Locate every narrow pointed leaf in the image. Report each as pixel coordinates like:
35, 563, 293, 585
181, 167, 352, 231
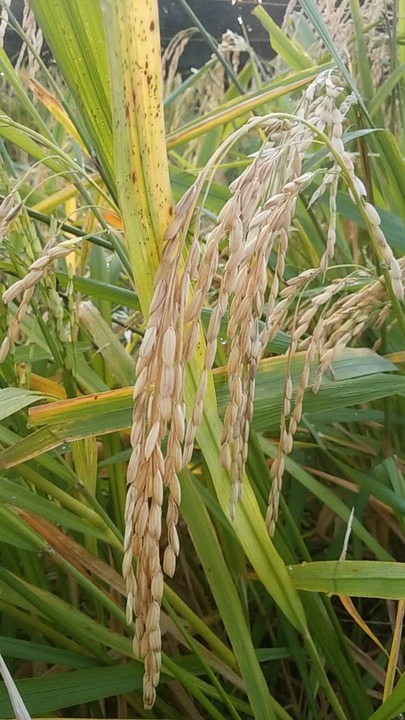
289, 561, 405, 597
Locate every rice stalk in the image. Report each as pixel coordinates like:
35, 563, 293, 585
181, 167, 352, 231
0, 57, 395, 706
120, 65, 405, 705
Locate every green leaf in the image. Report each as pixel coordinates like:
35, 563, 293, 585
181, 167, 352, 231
29, 0, 114, 189
348, 0, 375, 103
79, 301, 135, 386
259, 438, 393, 561
253, 6, 313, 71
0, 637, 99, 669
0, 477, 109, 540
289, 560, 405, 597
0, 389, 48, 422
167, 64, 332, 150
1, 347, 398, 467
0, 505, 44, 551
0, 49, 52, 138
181, 469, 282, 720
332, 460, 405, 518
0, 569, 132, 659
0, 664, 143, 716
369, 63, 405, 118
371, 129, 405, 225
368, 672, 405, 720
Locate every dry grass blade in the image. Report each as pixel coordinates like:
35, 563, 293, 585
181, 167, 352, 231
0, 652, 31, 720
0, 0, 11, 47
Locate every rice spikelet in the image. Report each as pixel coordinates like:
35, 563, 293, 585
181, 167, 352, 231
0, 238, 80, 362
15, 0, 43, 78
123, 69, 405, 706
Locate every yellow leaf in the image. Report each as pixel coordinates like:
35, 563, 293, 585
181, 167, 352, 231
28, 373, 67, 399
29, 78, 87, 150
339, 593, 387, 655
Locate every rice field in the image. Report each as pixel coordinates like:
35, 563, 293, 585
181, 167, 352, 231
0, 1, 405, 718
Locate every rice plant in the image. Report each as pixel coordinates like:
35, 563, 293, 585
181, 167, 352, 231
0, 0, 405, 718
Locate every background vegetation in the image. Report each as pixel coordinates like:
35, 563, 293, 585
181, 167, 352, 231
0, 0, 405, 718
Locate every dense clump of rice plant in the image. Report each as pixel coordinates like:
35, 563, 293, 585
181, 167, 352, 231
0, 0, 405, 718
122, 66, 405, 702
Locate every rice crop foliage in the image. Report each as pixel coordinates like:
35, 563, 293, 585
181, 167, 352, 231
0, 1, 405, 719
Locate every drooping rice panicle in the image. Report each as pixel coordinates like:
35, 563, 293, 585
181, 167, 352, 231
121, 66, 405, 702
284, 0, 390, 87
0, 239, 80, 362
15, 0, 43, 78
0, 0, 10, 48
0, 194, 22, 241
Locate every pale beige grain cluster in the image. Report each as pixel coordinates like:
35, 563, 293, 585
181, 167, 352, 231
124, 185, 199, 710
222, 170, 313, 517
124, 121, 265, 703
262, 70, 404, 533
362, 201, 404, 300
0, 0, 11, 48
178, 107, 318, 519
0, 239, 78, 362
161, 28, 195, 97
321, 104, 404, 302
125, 70, 405, 705
0, 194, 22, 241
125, 115, 314, 702
218, 30, 249, 73
308, 262, 405, 363
266, 195, 404, 530
301, 72, 403, 300
253, 77, 342, 530
15, 0, 43, 78
301, 73, 357, 272
284, 0, 390, 85
269, 256, 405, 530
163, 30, 260, 157
266, 269, 354, 533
